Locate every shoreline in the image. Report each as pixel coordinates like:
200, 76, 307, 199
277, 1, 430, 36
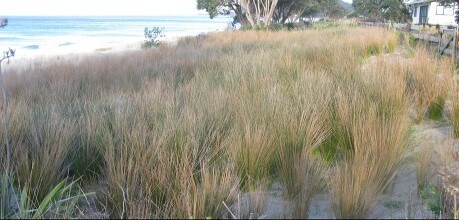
0, 15, 233, 60
1, 31, 219, 72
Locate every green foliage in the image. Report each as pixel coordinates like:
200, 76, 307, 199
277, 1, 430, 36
383, 200, 403, 209
454, 109, 459, 139
346, 11, 359, 18
197, 0, 225, 18
302, 4, 322, 19
311, 21, 341, 30
141, 27, 164, 49
274, 0, 323, 24
198, 0, 347, 26
422, 183, 443, 217
197, 0, 248, 25
1, 174, 8, 218
240, 25, 253, 31
268, 23, 284, 31
365, 43, 383, 56
255, 25, 269, 31
395, 30, 404, 43
285, 22, 295, 30
241, 22, 305, 31
1, 173, 91, 219
320, 0, 347, 19
352, 0, 410, 22
427, 97, 445, 121
408, 34, 419, 47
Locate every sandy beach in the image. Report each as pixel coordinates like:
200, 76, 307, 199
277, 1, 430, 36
1, 32, 214, 73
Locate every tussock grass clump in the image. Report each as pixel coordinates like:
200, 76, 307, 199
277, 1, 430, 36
236, 187, 267, 219
231, 123, 276, 190
7, 103, 76, 203
406, 48, 453, 122
291, 156, 327, 218
274, 75, 330, 198
362, 55, 408, 118
1, 26, 453, 218
329, 54, 411, 218
100, 86, 238, 218
330, 106, 410, 219
415, 145, 433, 196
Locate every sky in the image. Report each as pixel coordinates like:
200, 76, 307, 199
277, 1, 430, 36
0, 0, 353, 17
0, 0, 203, 16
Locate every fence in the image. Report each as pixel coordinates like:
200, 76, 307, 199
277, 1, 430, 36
358, 22, 459, 60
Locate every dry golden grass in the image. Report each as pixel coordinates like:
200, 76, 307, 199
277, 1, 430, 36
291, 156, 327, 218
0, 26, 455, 218
452, 78, 459, 138
430, 141, 459, 219
329, 86, 410, 218
407, 47, 453, 122
415, 145, 434, 197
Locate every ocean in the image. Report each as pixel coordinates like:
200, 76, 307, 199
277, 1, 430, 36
0, 16, 233, 57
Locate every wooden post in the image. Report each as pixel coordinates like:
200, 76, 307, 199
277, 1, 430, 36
453, 27, 458, 61
438, 30, 443, 57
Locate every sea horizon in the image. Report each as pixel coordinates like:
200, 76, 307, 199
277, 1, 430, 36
0, 15, 233, 58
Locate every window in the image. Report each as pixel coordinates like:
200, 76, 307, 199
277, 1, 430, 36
444, 5, 455, 15
420, 5, 429, 24
437, 4, 455, 15
437, 5, 444, 15
414, 6, 417, 17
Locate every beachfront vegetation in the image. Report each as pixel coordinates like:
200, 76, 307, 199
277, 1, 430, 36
352, 0, 410, 22
198, 0, 348, 28
0, 25, 458, 218
1, 175, 89, 219
141, 27, 165, 49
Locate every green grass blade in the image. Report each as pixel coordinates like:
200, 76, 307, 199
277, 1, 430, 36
17, 186, 31, 219
31, 179, 66, 219
1, 173, 7, 219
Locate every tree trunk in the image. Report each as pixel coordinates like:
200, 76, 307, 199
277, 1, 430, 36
243, 0, 278, 27
262, 0, 279, 26
243, 0, 256, 27
231, 4, 250, 26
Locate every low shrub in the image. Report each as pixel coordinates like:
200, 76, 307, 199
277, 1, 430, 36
141, 27, 164, 49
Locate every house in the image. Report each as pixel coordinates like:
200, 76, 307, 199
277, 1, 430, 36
405, 0, 457, 26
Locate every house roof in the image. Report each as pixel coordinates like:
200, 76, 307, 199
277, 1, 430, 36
404, 0, 435, 5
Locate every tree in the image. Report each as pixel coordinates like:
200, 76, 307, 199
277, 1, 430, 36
198, 0, 280, 27
197, 0, 250, 25
302, 4, 322, 22
352, 0, 381, 20
352, 0, 409, 22
380, 0, 410, 22
273, 0, 320, 24
318, 0, 346, 19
